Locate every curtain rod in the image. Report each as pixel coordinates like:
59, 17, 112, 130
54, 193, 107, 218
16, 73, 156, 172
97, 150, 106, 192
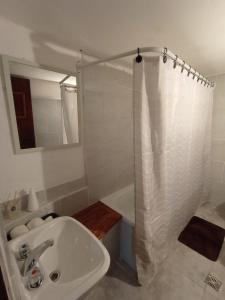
77, 46, 214, 88
59, 74, 71, 84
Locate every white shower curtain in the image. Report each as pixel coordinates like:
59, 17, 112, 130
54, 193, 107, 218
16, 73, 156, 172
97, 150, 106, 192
61, 85, 79, 144
134, 56, 214, 286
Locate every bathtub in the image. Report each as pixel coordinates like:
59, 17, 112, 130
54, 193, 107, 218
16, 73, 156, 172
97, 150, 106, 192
101, 184, 135, 224
101, 185, 136, 270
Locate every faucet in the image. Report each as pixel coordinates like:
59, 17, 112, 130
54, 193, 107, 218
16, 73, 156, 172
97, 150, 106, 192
21, 239, 54, 276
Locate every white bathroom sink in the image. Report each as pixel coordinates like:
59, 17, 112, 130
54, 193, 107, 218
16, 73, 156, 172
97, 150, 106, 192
8, 216, 110, 300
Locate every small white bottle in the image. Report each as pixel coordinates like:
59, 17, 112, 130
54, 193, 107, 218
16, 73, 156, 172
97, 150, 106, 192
27, 188, 39, 212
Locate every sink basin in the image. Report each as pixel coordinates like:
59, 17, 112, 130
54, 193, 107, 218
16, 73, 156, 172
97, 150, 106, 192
8, 216, 110, 300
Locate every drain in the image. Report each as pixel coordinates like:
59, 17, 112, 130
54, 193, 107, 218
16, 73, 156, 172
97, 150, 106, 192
205, 273, 222, 292
49, 270, 61, 282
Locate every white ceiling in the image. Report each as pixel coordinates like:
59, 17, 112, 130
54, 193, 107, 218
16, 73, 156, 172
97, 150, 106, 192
1, 0, 225, 76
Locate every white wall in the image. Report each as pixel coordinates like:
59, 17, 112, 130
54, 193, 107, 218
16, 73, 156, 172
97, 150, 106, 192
83, 64, 133, 201
0, 17, 85, 202
210, 73, 225, 206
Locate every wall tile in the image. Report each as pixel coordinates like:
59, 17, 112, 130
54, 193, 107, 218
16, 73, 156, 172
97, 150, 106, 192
83, 65, 134, 200
210, 181, 225, 205
32, 98, 63, 147
211, 75, 225, 206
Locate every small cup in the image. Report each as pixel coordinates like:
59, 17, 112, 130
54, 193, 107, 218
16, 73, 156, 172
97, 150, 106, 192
10, 225, 29, 239
27, 218, 44, 230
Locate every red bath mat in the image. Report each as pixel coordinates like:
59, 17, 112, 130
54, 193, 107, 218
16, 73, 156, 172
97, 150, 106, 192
178, 216, 225, 261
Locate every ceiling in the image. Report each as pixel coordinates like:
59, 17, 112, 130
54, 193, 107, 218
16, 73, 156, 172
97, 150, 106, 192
0, 0, 225, 76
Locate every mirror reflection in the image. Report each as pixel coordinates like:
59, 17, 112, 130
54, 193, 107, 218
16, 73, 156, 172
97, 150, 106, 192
9, 62, 79, 149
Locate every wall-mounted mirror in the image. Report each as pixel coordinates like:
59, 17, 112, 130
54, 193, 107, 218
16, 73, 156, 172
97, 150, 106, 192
1, 56, 80, 153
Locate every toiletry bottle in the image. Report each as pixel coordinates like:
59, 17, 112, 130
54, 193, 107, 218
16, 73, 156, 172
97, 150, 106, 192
27, 188, 39, 212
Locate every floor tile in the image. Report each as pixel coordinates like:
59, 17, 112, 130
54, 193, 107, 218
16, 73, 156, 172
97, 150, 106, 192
83, 262, 204, 300
205, 256, 225, 299
82, 263, 141, 300
148, 268, 204, 300
165, 241, 213, 287
202, 289, 219, 300
197, 203, 225, 228
82, 203, 225, 300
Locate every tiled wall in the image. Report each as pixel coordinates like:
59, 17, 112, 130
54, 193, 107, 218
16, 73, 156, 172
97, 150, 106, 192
83, 65, 133, 201
30, 78, 63, 147
32, 98, 63, 147
210, 74, 225, 205
3, 177, 88, 232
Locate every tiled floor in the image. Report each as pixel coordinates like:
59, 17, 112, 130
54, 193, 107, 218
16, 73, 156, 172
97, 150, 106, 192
82, 202, 225, 300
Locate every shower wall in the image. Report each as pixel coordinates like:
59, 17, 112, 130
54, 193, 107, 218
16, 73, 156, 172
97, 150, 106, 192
210, 74, 225, 206
83, 64, 133, 202
30, 78, 63, 147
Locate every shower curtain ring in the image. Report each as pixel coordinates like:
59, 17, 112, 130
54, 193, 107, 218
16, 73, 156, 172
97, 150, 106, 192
187, 66, 191, 76
204, 80, 207, 86
136, 48, 142, 63
173, 55, 178, 69
197, 76, 201, 82
163, 47, 167, 63
192, 70, 196, 80
181, 60, 185, 73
